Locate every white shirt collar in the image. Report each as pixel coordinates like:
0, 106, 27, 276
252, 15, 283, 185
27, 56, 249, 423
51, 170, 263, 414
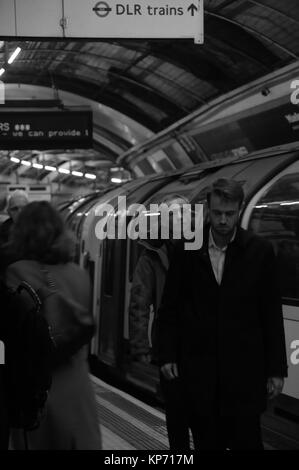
209, 227, 237, 251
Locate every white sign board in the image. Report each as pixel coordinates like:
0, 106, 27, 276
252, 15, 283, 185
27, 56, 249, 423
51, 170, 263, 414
0, 0, 15, 36
16, 0, 62, 37
65, 0, 203, 41
0, 0, 204, 42
0, 0, 62, 37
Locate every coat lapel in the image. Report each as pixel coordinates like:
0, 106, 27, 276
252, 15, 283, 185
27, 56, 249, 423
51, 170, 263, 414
192, 226, 219, 289
220, 227, 246, 288
190, 225, 249, 296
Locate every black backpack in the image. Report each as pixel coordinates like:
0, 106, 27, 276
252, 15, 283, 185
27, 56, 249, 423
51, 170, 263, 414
0, 280, 53, 431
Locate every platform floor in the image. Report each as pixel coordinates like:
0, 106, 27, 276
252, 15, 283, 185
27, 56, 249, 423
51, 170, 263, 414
91, 375, 169, 450
91, 376, 278, 451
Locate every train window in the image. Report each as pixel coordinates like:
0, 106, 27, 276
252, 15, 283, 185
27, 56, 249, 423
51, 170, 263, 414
248, 172, 299, 301
193, 120, 252, 160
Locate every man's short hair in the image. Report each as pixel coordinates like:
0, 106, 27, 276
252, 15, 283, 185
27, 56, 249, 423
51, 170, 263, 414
207, 178, 244, 208
7, 189, 29, 210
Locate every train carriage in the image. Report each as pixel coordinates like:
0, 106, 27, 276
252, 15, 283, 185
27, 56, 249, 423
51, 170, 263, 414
65, 142, 299, 438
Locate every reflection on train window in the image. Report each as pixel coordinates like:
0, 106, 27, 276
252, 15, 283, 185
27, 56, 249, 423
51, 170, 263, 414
249, 172, 299, 301
103, 238, 115, 296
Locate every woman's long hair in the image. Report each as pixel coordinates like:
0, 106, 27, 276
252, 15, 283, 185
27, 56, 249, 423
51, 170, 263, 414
11, 201, 74, 264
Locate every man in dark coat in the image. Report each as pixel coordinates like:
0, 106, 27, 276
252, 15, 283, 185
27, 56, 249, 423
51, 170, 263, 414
158, 178, 288, 450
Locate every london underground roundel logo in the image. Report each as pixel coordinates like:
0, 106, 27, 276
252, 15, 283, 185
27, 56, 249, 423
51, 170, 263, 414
92, 1, 112, 18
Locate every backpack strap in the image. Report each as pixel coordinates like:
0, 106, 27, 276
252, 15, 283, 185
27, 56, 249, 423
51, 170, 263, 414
17, 281, 42, 314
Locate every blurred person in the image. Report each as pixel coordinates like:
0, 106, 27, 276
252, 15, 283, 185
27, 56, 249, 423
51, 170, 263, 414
0, 190, 29, 246
158, 178, 287, 450
5, 201, 101, 450
129, 195, 191, 451
0, 191, 29, 447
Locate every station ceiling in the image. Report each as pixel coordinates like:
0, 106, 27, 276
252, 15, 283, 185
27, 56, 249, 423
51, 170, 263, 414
0, 0, 299, 186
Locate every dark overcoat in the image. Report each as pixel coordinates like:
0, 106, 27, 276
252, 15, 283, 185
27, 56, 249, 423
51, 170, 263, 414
158, 226, 288, 416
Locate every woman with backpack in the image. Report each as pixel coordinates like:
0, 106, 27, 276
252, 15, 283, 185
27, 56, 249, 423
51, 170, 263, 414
5, 201, 102, 450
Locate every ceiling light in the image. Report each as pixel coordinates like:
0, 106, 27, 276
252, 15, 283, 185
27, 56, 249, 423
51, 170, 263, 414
72, 171, 83, 177
110, 167, 122, 172
0, 68, 5, 77
10, 157, 20, 163
21, 160, 31, 167
85, 173, 96, 180
33, 163, 43, 169
58, 168, 70, 174
8, 47, 21, 64
111, 177, 122, 184
45, 165, 56, 171
280, 201, 299, 206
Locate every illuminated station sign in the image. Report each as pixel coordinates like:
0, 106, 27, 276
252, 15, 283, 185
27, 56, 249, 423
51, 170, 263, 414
0, 110, 93, 149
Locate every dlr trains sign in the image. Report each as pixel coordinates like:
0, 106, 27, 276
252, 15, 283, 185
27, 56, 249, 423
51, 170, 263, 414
0, 0, 203, 42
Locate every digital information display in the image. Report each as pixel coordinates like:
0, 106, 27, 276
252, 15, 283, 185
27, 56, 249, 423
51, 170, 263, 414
0, 110, 93, 149
193, 100, 299, 160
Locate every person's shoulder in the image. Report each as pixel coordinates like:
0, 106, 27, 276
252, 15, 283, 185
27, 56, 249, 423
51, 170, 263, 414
7, 259, 37, 272
65, 261, 87, 275
64, 261, 86, 274
0, 217, 12, 227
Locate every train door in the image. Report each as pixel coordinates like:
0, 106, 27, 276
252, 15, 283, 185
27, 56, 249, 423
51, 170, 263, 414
241, 159, 299, 420
92, 179, 157, 367
98, 226, 127, 366
80, 180, 148, 362
87, 192, 128, 365
79, 190, 125, 357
